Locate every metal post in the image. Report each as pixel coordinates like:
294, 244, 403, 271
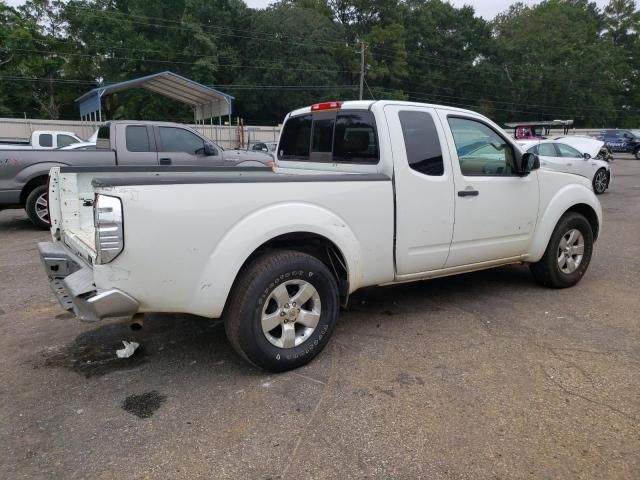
359, 42, 366, 101
227, 98, 232, 149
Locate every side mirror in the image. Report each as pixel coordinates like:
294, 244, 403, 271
583, 152, 591, 160
204, 143, 218, 156
521, 152, 540, 174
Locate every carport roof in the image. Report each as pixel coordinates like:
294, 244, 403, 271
76, 71, 234, 120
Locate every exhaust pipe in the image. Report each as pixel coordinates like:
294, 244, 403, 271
130, 314, 144, 331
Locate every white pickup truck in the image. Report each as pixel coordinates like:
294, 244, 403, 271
39, 100, 602, 371
0, 130, 83, 150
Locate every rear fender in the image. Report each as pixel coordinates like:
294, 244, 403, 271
16, 162, 68, 186
190, 202, 361, 318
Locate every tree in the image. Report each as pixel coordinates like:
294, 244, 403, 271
492, 0, 619, 125
232, 4, 346, 123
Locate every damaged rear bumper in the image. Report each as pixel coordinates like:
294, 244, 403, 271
38, 241, 139, 322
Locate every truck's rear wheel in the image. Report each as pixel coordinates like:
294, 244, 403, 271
224, 250, 339, 372
25, 184, 50, 229
530, 212, 593, 288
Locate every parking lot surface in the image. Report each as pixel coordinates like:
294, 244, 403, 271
1, 158, 638, 479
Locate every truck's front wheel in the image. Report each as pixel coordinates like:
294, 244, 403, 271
529, 212, 594, 288
224, 250, 339, 372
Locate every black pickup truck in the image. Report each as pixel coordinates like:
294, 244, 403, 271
0, 120, 272, 227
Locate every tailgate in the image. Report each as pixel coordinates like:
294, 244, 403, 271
49, 167, 97, 263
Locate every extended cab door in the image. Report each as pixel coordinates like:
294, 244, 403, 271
438, 112, 539, 268
114, 124, 158, 165
154, 125, 224, 166
385, 105, 455, 275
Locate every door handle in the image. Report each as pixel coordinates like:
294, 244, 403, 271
160, 158, 172, 165
458, 189, 479, 197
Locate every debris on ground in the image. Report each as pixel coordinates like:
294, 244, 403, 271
116, 341, 140, 359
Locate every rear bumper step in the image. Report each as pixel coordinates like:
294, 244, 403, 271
38, 242, 139, 322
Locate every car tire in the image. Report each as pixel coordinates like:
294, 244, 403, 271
224, 250, 339, 372
634, 148, 640, 160
25, 184, 50, 229
530, 212, 594, 289
593, 168, 608, 194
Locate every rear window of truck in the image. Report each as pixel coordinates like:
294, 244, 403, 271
278, 110, 379, 164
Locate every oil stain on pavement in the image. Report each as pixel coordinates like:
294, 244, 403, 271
121, 391, 167, 418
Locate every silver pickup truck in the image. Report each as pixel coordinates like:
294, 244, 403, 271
0, 120, 272, 227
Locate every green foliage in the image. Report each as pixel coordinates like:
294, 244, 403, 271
0, 0, 639, 126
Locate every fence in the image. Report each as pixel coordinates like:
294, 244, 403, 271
0, 117, 282, 150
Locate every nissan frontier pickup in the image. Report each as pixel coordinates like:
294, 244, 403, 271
38, 100, 602, 371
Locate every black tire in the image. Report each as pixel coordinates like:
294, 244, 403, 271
25, 184, 50, 229
593, 168, 608, 194
530, 212, 594, 289
224, 250, 339, 372
634, 148, 640, 160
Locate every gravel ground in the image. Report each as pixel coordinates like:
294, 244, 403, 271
0, 157, 638, 479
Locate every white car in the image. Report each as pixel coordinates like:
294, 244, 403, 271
519, 138, 611, 194
59, 141, 96, 150
40, 100, 602, 371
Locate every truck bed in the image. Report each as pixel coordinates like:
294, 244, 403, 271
49, 165, 395, 317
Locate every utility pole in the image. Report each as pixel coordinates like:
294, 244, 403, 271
359, 42, 366, 101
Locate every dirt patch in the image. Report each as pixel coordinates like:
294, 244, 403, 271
121, 391, 166, 418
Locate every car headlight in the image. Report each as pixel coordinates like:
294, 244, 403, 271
94, 194, 124, 264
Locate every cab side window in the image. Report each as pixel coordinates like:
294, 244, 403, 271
126, 126, 151, 152
158, 127, 205, 154
448, 117, 515, 176
399, 111, 444, 176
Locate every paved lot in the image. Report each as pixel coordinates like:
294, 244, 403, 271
1, 158, 639, 479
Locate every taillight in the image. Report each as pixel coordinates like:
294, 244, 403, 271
311, 101, 342, 112
94, 194, 124, 264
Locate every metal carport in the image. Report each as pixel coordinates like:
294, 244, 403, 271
75, 71, 234, 141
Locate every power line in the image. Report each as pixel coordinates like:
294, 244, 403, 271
8, 49, 352, 74
0, 75, 358, 92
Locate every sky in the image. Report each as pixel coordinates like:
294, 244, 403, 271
5, 0, 611, 19
240, 0, 610, 19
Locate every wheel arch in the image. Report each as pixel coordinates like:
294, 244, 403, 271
17, 163, 68, 205
190, 203, 362, 318
233, 231, 350, 302
529, 194, 601, 263
566, 203, 600, 240
20, 175, 48, 205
